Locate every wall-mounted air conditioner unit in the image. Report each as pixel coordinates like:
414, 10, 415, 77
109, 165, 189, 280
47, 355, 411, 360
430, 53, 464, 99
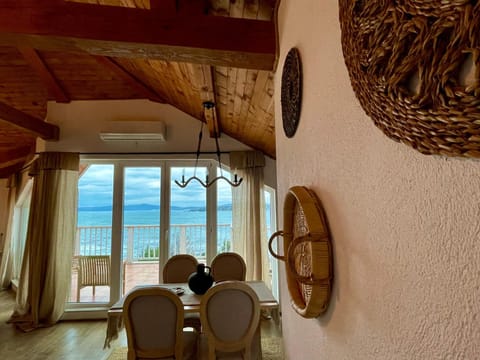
99, 121, 166, 142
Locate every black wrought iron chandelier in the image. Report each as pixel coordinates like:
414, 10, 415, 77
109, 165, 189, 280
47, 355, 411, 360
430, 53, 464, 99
175, 101, 243, 188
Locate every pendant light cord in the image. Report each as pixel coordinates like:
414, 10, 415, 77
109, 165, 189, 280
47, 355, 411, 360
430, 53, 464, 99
174, 101, 243, 188
194, 122, 204, 178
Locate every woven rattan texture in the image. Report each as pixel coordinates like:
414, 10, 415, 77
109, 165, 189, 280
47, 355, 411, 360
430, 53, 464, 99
339, 1, 480, 158
293, 203, 312, 304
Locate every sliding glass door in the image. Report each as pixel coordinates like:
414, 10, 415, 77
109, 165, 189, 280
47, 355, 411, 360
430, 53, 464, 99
169, 166, 208, 262
67, 158, 248, 313
216, 167, 233, 254
71, 164, 114, 304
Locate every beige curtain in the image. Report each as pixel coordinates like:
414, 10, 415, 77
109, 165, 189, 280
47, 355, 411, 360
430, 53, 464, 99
8, 152, 79, 331
230, 151, 269, 282
0, 175, 17, 289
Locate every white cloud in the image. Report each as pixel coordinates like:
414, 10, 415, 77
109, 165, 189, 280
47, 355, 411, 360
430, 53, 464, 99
78, 163, 232, 208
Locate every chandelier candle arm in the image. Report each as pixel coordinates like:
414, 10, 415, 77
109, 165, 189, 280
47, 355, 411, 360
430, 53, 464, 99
174, 102, 243, 188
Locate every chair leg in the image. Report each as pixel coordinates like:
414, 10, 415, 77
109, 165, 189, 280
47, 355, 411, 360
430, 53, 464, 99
261, 309, 272, 320
76, 271, 81, 302
244, 345, 252, 360
127, 349, 136, 360
208, 346, 216, 360
271, 308, 280, 325
184, 319, 202, 333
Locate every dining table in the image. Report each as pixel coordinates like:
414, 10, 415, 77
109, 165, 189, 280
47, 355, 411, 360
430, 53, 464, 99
104, 281, 279, 348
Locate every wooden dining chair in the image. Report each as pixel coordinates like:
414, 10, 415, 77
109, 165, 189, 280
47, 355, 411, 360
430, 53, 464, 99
76, 255, 111, 301
200, 281, 262, 360
163, 254, 202, 332
211, 252, 246, 282
163, 254, 199, 283
123, 286, 198, 360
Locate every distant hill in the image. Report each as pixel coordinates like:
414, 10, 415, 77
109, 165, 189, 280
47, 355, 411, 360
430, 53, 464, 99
78, 205, 114, 212
78, 203, 232, 212
79, 204, 154, 212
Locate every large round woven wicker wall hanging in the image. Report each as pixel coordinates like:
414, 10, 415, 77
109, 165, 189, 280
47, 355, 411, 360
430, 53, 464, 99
339, 1, 480, 158
268, 186, 333, 318
281, 48, 302, 138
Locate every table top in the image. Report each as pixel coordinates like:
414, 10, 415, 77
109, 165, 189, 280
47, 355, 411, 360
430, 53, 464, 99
109, 281, 278, 314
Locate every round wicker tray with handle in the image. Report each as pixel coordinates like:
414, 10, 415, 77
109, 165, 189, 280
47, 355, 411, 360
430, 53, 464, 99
269, 186, 333, 318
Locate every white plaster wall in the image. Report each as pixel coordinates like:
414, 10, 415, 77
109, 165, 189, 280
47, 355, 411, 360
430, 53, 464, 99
276, 1, 480, 359
42, 100, 277, 188
44, 99, 248, 155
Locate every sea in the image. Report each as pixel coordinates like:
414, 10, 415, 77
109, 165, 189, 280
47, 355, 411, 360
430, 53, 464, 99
77, 205, 271, 257
77, 208, 233, 258
78, 208, 232, 227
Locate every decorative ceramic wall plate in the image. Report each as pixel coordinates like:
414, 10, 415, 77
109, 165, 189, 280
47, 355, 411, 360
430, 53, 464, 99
268, 186, 333, 318
281, 48, 302, 138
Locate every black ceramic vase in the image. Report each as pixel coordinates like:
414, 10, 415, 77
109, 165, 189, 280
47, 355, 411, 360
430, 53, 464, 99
188, 263, 214, 295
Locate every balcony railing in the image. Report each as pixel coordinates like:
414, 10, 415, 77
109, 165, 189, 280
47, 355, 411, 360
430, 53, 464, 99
74, 224, 233, 261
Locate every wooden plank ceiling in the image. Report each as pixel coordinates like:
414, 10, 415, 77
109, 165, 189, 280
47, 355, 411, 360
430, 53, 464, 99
0, 0, 278, 178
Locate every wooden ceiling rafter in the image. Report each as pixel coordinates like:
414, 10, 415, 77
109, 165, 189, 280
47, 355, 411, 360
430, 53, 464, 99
0, 143, 34, 165
93, 55, 166, 103
149, 0, 176, 13
194, 64, 221, 138
0, 1, 277, 70
0, 142, 35, 178
204, 102, 221, 139
18, 46, 70, 103
0, 0, 279, 180
0, 101, 59, 140
0, 162, 26, 178
174, 0, 209, 16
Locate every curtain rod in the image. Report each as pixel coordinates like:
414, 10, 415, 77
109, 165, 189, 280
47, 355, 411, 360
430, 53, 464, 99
24, 151, 233, 171
21, 152, 232, 172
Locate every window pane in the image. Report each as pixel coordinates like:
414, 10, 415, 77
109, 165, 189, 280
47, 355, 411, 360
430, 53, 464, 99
71, 164, 113, 303
217, 167, 233, 254
12, 183, 32, 281
170, 167, 207, 262
264, 187, 279, 300
123, 167, 161, 294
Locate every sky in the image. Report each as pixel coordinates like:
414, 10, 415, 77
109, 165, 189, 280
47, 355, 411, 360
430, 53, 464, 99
78, 164, 233, 209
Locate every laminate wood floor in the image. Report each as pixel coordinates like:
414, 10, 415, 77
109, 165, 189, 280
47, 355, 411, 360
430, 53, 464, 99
0, 289, 282, 360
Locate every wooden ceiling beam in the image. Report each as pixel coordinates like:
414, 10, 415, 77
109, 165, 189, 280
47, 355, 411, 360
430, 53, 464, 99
0, 142, 35, 178
176, 0, 209, 16
0, 144, 34, 164
18, 46, 70, 103
198, 65, 221, 138
93, 55, 165, 103
0, 2, 277, 70
203, 102, 220, 138
191, 63, 220, 137
0, 101, 59, 140
0, 145, 35, 166
0, 162, 25, 179
149, 0, 176, 14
